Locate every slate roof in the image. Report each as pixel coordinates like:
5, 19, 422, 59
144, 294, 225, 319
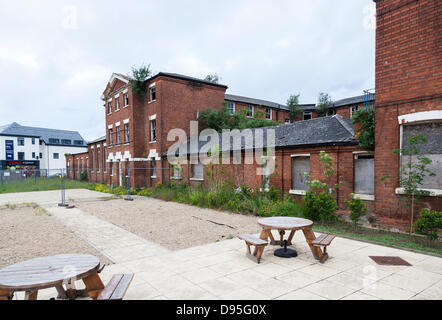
0, 122, 87, 147
332, 94, 375, 107
151, 72, 229, 89
224, 94, 316, 111
166, 114, 357, 156
87, 136, 106, 145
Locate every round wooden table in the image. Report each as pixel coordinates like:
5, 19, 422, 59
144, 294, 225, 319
0, 254, 105, 300
258, 217, 322, 260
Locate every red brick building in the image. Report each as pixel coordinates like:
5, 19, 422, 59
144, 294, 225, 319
372, 0, 442, 229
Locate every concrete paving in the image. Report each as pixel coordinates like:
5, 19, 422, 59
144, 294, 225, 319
3, 189, 441, 300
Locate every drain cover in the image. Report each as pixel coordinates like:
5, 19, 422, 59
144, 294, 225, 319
369, 256, 412, 266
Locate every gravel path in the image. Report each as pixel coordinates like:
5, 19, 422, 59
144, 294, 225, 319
75, 196, 262, 250
0, 205, 112, 268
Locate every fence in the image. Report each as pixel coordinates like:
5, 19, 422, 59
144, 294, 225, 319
0, 168, 65, 185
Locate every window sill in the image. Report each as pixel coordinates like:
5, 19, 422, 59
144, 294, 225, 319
190, 178, 204, 181
171, 176, 182, 180
395, 188, 442, 197
115, 109, 120, 112
151, 176, 157, 179
148, 100, 156, 104
149, 141, 156, 144
123, 105, 129, 108
124, 143, 130, 146
289, 189, 307, 195
354, 193, 375, 201
107, 113, 112, 115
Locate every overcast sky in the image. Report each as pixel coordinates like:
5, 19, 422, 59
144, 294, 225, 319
0, 0, 376, 141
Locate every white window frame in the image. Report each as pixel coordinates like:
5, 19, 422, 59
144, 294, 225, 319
350, 105, 359, 118
151, 160, 157, 178
115, 96, 120, 111
228, 102, 235, 115
123, 92, 129, 107
289, 154, 311, 195
150, 119, 156, 142
353, 151, 375, 201
124, 123, 130, 144
303, 112, 312, 120
108, 100, 112, 114
247, 105, 254, 118
116, 126, 120, 145
266, 108, 272, 120
149, 85, 156, 103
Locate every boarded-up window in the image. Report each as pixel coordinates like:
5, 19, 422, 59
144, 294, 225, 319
291, 156, 310, 190
191, 163, 204, 180
354, 154, 374, 194
402, 122, 442, 189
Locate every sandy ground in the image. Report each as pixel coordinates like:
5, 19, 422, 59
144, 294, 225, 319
75, 196, 262, 250
0, 205, 112, 268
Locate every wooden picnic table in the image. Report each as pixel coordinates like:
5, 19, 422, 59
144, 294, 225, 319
0, 254, 105, 300
258, 217, 323, 260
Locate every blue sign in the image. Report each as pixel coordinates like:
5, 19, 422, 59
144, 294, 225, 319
5, 140, 14, 160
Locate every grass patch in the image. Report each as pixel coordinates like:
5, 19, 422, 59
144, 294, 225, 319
0, 177, 92, 194
314, 221, 441, 256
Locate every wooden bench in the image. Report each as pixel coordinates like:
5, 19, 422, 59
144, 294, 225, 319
238, 234, 268, 264
312, 233, 336, 263
97, 274, 134, 300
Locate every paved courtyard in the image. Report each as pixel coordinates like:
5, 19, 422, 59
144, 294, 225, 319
1, 189, 441, 300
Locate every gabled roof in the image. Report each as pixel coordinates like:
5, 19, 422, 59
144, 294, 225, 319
166, 114, 357, 156
0, 122, 87, 147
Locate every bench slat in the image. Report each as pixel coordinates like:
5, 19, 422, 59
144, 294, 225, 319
110, 274, 134, 300
312, 234, 335, 246
97, 274, 123, 300
239, 234, 268, 246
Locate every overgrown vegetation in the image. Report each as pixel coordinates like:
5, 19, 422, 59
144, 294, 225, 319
204, 74, 220, 83
352, 107, 375, 149
395, 134, 436, 233
302, 151, 340, 222
345, 193, 368, 228
414, 208, 441, 242
129, 64, 152, 97
286, 94, 302, 120
199, 104, 279, 132
316, 92, 333, 117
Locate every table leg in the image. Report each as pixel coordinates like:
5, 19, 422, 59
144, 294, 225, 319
278, 230, 285, 247
82, 273, 105, 299
0, 290, 13, 300
55, 285, 68, 299
287, 230, 296, 244
25, 290, 38, 300
302, 228, 323, 260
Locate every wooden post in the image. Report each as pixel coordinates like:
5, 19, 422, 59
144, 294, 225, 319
25, 290, 38, 300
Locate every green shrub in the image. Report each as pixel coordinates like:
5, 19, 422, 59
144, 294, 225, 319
345, 193, 368, 227
414, 208, 442, 241
79, 171, 88, 181
302, 190, 338, 222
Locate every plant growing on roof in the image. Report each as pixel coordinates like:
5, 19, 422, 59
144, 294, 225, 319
316, 92, 333, 117
352, 107, 375, 149
129, 64, 152, 98
204, 74, 220, 84
287, 94, 303, 120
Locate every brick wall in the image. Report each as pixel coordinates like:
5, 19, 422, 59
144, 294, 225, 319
373, 0, 442, 230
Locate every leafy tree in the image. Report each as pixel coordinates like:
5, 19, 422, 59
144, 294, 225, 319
316, 92, 333, 117
129, 64, 152, 97
394, 134, 436, 233
204, 74, 220, 84
352, 107, 375, 149
286, 94, 302, 120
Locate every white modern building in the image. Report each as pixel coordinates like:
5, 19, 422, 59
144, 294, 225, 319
0, 122, 87, 172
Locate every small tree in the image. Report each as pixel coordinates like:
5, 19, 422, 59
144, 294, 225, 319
316, 92, 333, 117
345, 193, 368, 229
204, 74, 220, 84
395, 134, 436, 233
129, 64, 152, 97
352, 108, 375, 149
287, 94, 302, 121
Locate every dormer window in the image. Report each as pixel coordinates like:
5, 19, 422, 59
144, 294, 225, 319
49, 138, 60, 144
